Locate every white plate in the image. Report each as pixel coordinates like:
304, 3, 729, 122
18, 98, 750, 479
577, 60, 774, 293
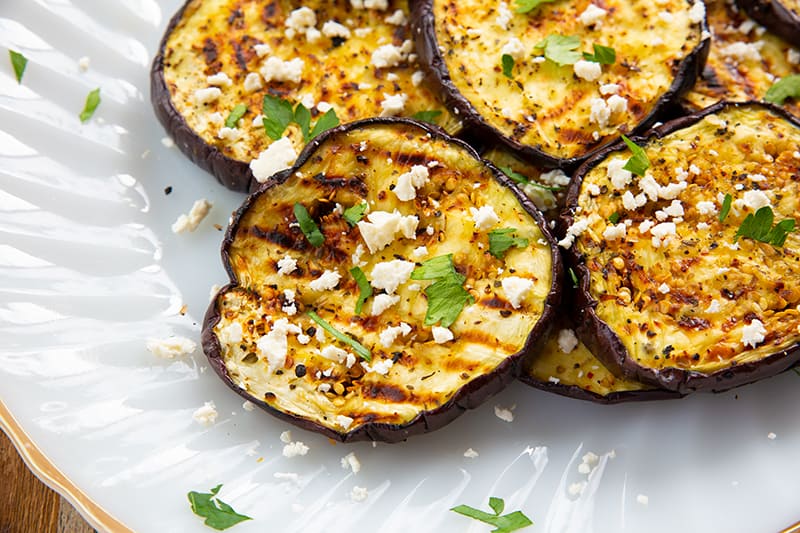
2, 1, 800, 532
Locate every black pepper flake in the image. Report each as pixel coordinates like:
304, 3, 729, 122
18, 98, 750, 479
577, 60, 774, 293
295, 364, 307, 377
306, 326, 316, 336
164, 186, 172, 195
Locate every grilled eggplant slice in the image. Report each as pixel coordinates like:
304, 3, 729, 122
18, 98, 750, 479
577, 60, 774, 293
736, 0, 800, 48
202, 119, 560, 442
521, 315, 681, 403
682, 0, 800, 118
152, 0, 458, 192
410, 0, 710, 167
562, 102, 800, 393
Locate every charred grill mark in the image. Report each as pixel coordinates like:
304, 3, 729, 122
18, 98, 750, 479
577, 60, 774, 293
364, 383, 408, 402
394, 152, 429, 166
678, 316, 710, 330
243, 225, 309, 251
233, 41, 248, 71
262, 2, 278, 27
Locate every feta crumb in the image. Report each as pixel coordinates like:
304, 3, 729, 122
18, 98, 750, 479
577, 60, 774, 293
218, 127, 240, 141
501, 276, 533, 309
768, 432, 777, 440
558, 217, 591, 248
411, 70, 425, 86
741, 189, 771, 210
637, 494, 649, 505
322, 20, 351, 39
607, 94, 628, 115
260, 57, 305, 84
578, 463, 592, 474
146, 336, 196, 358
285, 7, 317, 39
470, 205, 500, 231
244, 72, 263, 92
277, 254, 298, 276
362, 358, 394, 375
539, 168, 570, 186
242, 400, 255, 412
310, 270, 341, 291
371, 293, 400, 316
341, 452, 361, 473
574, 60, 602, 82
371, 44, 405, 68
741, 319, 766, 348
501, 37, 526, 60
411, 246, 428, 259
495, 1, 512, 29
788, 49, 800, 65
78, 56, 90, 71
370, 260, 415, 294
253, 43, 271, 57
379, 322, 412, 347
207, 112, 224, 126
380, 92, 408, 116
720, 41, 763, 64
393, 165, 430, 201
464, 448, 479, 458
603, 223, 627, 241
161, 136, 175, 148
607, 158, 633, 190
432, 326, 454, 344
568, 481, 587, 496
494, 405, 515, 422
350, 486, 369, 502
351, 0, 389, 9
589, 97, 611, 128
207, 72, 233, 87
557, 329, 579, 354
250, 137, 298, 183
385, 9, 407, 25
579, 3, 607, 26
697, 200, 717, 215
193, 402, 218, 426
194, 87, 221, 105
357, 210, 418, 253
688, 0, 705, 23
172, 199, 212, 233
283, 441, 309, 457
599, 83, 620, 95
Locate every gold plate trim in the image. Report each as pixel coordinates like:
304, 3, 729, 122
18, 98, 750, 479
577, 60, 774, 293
0, 399, 133, 533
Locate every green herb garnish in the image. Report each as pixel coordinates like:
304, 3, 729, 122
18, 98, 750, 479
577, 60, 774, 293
719, 193, 732, 222
451, 497, 533, 533
515, 0, 557, 13
293, 202, 324, 247
499, 167, 562, 191
262, 95, 294, 140
343, 202, 368, 226
534, 34, 582, 66
502, 54, 515, 78
411, 255, 474, 327
79, 88, 101, 123
608, 212, 621, 224
309, 108, 340, 140
734, 206, 795, 247
9, 50, 27, 83
412, 110, 442, 124
621, 135, 650, 176
293, 102, 312, 140
350, 266, 372, 315
488, 228, 529, 258
583, 44, 616, 64
307, 311, 371, 361
225, 104, 247, 128
568, 267, 579, 288
188, 484, 252, 531
764, 75, 800, 105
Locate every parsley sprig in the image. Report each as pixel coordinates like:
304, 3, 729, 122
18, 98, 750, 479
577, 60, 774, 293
500, 166, 562, 191
262, 95, 339, 142
719, 193, 732, 222
307, 311, 371, 361
343, 202, 368, 226
9, 50, 27, 83
225, 104, 247, 128
515, 0, 557, 13
534, 35, 581, 66
621, 135, 650, 176
411, 255, 474, 327
293, 203, 324, 247
734, 206, 795, 247
765, 75, 800, 105
350, 266, 372, 315
79, 88, 101, 123
451, 497, 533, 533
502, 54, 515, 78
583, 44, 616, 64
188, 484, 251, 531
489, 228, 529, 258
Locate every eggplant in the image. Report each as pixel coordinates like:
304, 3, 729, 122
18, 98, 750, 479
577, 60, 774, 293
682, 0, 800, 118
151, 0, 459, 192
561, 101, 800, 393
736, 0, 800, 49
520, 315, 682, 404
409, 0, 710, 168
202, 118, 561, 442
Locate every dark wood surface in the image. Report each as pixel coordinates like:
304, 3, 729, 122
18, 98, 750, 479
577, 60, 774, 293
0, 430, 94, 533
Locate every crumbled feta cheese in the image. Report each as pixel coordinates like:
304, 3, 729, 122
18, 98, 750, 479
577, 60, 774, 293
411, 246, 428, 259
351, 243, 366, 267
310, 270, 341, 291
78, 56, 90, 71
207, 72, 233, 87
172, 199, 212, 233
501, 37, 526, 60
741, 189, 771, 210
495, 1, 512, 29
599, 83, 620, 95
257, 318, 301, 372
362, 358, 394, 375
788, 49, 800, 65
393, 165, 430, 201
253, 43, 271, 57
607, 158, 633, 190
579, 3, 607, 26
637, 494, 649, 505
720, 41, 763, 63
380, 92, 408, 116
379, 322, 412, 347
322, 20, 351, 39
242, 400, 255, 412
607, 94, 628, 115
316, 101, 332, 113
207, 112, 224, 126
194, 87, 221, 105
558, 217, 591, 248
341, 452, 361, 473
501, 276, 533, 309
285, 7, 317, 40
260, 57, 304, 83
639, 219, 655, 233
244, 72, 263, 92
578, 463, 592, 474
146, 336, 196, 359
281, 431, 293, 443
277, 254, 298, 276
161, 136, 175, 148
603, 223, 627, 241
688, 0, 705, 23
768, 432, 777, 440
218, 127, 240, 141
696, 200, 717, 215
539, 169, 571, 186
697, 222, 710, 230
494, 405, 515, 422
371, 294, 400, 316
321, 345, 350, 364
470, 205, 500, 231
250, 137, 298, 183
351, 0, 388, 8
385, 9, 407, 25
650, 222, 677, 240
706, 299, 720, 313
432, 326, 454, 344
568, 482, 587, 496
372, 44, 405, 68
589, 97, 611, 128
741, 319, 766, 348
464, 448, 479, 458
357, 210, 419, 253
557, 329, 579, 354
622, 190, 647, 210
350, 486, 369, 502
663, 199, 684, 218
283, 441, 309, 457
370, 260, 415, 294
193, 401, 218, 426
574, 60, 602, 82
411, 70, 425, 87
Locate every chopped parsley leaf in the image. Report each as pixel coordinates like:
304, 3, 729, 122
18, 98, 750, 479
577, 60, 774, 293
309, 108, 340, 140
188, 484, 251, 531
608, 212, 621, 224
350, 266, 372, 315
9, 50, 27, 83
488, 228, 529, 258
499, 167, 562, 191
734, 206, 795, 247
765, 75, 800, 105
343, 202, 368, 226
307, 311, 371, 361
583, 44, 616, 64
515, 0, 557, 13
293, 202, 324, 247
79, 88, 101, 123
568, 267, 579, 288
719, 193, 732, 222
621, 135, 649, 176
534, 34, 582, 66
412, 255, 473, 327
502, 54, 515, 78
225, 104, 247, 128
451, 496, 533, 532
262, 95, 294, 140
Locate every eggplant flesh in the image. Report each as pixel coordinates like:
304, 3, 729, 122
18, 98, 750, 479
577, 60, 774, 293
152, 0, 459, 192
411, 0, 709, 167
736, 0, 800, 49
565, 102, 800, 393
683, 0, 800, 118
203, 119, 560, 441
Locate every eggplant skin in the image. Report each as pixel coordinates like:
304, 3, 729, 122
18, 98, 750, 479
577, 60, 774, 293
410, 0, 710, 168
151, 0, 459, 193
736, 0, 800, 48
682, 0, 800, 118
203, 118, 561, 442
563, 101, 800, 393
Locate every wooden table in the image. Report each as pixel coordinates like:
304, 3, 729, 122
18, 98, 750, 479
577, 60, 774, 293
0, 430, 94, 533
